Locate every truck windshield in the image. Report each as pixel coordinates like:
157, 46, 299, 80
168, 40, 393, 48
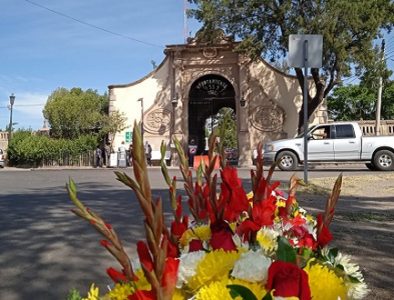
295, 125, 317, 138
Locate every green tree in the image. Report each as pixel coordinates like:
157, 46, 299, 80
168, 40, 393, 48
101, 109, 129, 147
43, 87, 126, 140
188, 0, 394, 131
43, 87, 107, 139
214, 107, 237, 149
327, 81, 394, 121
327, 85, 375, 121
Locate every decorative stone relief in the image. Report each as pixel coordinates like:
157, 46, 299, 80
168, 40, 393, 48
251, 104, 285, 132
202, 48, 218, 59
144, 108, 171, 133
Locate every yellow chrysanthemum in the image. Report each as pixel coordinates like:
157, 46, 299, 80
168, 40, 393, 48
179, 225, 211, 248
107, 283, 133, 300
133, 269, 151, 291
82, 283, 99, 300
187, 250, 240, 290
195, 280, 234, 300
195, 277, 266, 300
172, 289, 187, 300
304, 261, 347, 300
107, 269, 151, 300
256, 228, 278, 253
247, 191, 254, 200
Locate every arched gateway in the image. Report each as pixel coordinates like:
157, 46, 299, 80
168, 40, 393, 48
108, 34, 327, 167
188, 75, 236, 156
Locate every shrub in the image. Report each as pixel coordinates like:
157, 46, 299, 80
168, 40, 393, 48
7, 130, 97, 167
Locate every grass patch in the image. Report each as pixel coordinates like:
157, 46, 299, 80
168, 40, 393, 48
297, 182, 331, 195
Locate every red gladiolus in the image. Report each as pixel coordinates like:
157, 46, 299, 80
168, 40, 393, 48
210, 220, 236, 251
236, 219, 260, 242
167, 240, 179, 258
161, 257, 180, 289
266, 261, 311, 300
137, 241, 154, 272
221, 166, 249, 222
128, 290, 156, 300
171, 215, 188, 239
107, 267, 127, 283
316, 214, 333, 247
100, 239, 111, 248
251, 196, 276, 226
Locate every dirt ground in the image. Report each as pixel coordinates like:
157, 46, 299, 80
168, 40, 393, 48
295, 173, 394, 300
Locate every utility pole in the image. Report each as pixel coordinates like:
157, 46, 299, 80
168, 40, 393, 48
376, 39, 385, 136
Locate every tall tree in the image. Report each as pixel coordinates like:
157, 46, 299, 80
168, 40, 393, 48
43, 87, 126, 139
327, 85, 375, 121
327, 81, 394, 121
188, 0, 394, 132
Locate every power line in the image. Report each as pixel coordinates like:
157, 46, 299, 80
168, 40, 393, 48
0, 104, 44, 108
23, 0, 163, 48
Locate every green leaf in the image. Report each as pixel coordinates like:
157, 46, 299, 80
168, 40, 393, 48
227, 284, 258, 300
261, 292, 273, 300
276, 236, 296, 263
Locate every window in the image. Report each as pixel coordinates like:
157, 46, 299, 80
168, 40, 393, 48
335, 125, 355, 138
311, 126, 331, 139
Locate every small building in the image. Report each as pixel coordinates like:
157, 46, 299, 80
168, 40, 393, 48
0, 131, 9, 150
108, 34, 326, 166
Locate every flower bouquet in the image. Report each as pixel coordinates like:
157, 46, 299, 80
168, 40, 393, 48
67, 124, 368, 300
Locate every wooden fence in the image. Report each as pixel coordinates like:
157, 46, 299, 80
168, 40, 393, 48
39, 151, 95, 168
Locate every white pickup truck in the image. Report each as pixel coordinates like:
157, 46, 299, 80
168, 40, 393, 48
263, 122, 394, 171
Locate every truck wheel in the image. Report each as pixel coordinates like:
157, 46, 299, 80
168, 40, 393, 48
365, 163, 377, 171
276, 151, 298, 171
373, 150, 394, 171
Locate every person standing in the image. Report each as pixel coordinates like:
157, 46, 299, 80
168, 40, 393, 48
145, 141, 152, 166
118, 141, 127, 167
95, 146, 102, 168
104, 143, 111, 167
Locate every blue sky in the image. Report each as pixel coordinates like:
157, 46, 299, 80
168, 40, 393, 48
0, 0, 200, 130
1, 1, 393, 131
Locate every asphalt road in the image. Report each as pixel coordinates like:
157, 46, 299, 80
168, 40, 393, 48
0, 165, 378, 299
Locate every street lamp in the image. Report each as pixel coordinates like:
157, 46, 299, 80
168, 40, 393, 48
137, 98, 144, 143
8, 93, 15, 145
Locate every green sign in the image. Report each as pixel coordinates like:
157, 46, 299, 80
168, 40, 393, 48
125, 131, 132, 143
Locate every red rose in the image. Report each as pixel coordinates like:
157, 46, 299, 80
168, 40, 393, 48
266, 261, 311, 300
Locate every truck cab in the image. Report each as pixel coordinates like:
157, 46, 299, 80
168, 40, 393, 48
263, 122, 394, 171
